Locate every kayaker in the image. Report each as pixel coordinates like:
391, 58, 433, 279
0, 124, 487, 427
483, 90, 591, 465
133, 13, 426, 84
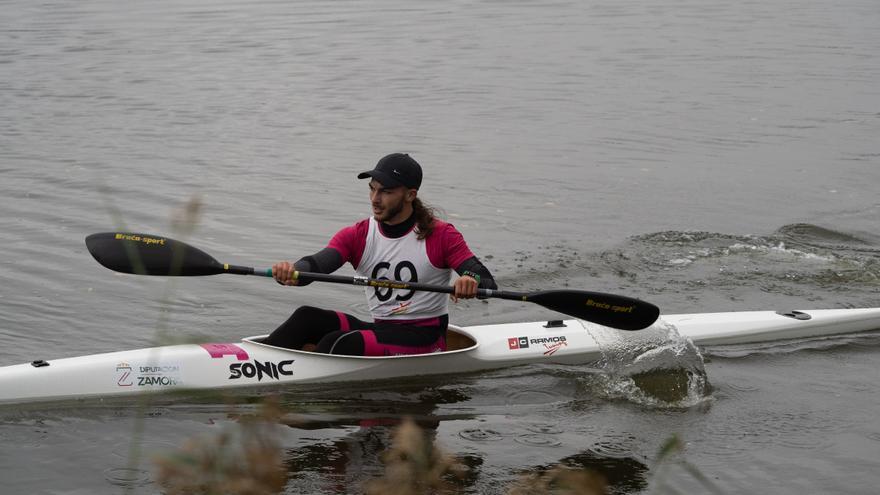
265, 153, 497, 356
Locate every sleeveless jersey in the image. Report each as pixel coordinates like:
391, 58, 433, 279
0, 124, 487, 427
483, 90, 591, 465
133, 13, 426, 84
355, 218, 451, 320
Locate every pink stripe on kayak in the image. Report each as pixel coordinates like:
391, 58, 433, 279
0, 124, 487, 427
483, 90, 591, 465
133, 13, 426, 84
200, 343, 249, 361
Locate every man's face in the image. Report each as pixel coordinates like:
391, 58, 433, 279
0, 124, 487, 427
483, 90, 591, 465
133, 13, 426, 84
369, 179, 413, 223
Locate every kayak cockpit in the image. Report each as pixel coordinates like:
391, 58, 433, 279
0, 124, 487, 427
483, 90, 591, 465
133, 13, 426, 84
446, 326, 477, 350
240, 325, 478, 357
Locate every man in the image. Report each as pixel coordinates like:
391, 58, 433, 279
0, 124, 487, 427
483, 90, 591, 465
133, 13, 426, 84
265, 153, 497, 356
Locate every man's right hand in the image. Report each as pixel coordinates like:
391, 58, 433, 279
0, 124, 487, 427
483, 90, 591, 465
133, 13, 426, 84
272, 261, 299, 286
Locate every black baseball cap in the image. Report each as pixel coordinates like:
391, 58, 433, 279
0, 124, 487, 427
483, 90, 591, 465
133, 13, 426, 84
357, 153, 423, 190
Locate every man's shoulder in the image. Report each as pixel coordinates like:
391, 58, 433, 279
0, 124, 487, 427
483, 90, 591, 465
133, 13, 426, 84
425, 219, 466, 245
330, 218, 371, 244
328, 218, 372, 265
353, 217, 372, 229
428, 219, 457, 234
424, 218, 473, 267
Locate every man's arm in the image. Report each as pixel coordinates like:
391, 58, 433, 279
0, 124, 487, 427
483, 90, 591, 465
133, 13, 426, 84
455, 256, 498, 291
274, 220, 367, 286
291, 248, 344, 286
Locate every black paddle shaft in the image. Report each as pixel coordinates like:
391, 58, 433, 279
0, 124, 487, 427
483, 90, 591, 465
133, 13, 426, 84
85, 232, 660, 330
294, 271, 658, 330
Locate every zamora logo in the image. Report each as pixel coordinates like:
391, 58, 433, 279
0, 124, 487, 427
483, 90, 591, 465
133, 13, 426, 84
138, 376, 180, 386
228, 360, 295, 381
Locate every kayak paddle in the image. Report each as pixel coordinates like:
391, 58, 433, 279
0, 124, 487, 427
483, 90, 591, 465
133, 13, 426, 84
85, 232, 660, 330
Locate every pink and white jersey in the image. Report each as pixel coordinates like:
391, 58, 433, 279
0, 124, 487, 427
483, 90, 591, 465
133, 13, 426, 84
328, 218, 475, 320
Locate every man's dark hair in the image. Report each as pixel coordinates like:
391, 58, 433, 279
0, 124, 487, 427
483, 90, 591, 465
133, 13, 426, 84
413, 198, 438, 240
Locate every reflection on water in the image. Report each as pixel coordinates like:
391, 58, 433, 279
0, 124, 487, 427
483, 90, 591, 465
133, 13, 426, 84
266, 378, 661, 494
539, 450, 649, 494
87, 374, 656, 493
274, 403, 651, 494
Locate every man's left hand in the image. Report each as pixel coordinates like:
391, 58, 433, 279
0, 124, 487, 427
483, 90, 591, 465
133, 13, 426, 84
451, 275, 478, 302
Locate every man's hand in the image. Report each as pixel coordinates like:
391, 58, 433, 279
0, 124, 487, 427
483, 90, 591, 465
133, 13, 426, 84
272, 261, 300, 286
451, 275, 478, 302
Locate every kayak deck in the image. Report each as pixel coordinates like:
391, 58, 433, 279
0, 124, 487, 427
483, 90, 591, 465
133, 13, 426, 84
0, 308, 878, 405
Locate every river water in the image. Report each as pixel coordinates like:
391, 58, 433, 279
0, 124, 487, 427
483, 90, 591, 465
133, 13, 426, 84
1, 0, 879, 493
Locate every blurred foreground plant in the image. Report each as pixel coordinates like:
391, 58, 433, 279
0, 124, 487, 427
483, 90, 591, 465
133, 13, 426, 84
365, 417, 608, 495
156, 404, 614, 495
154, 398, 287, 495
364, 417, 467, 495
507, 466, 607, 495
650, 434, 723, 494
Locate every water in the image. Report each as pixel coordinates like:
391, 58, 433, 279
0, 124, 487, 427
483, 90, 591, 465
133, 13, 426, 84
1, 0, 879, 492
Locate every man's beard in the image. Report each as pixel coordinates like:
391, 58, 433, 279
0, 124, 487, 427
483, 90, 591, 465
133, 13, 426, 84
376, 197, 405, 223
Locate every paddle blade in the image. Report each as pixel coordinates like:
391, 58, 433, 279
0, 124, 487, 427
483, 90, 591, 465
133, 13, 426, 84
527, 290, 660, 330
85, 232, 225, 276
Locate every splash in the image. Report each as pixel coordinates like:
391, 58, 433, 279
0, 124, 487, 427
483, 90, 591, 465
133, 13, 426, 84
625, 224, 880, 290
583, 320, 711, 409
493, 224, 879, 308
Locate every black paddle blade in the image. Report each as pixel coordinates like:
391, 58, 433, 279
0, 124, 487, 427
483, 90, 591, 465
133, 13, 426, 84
85, 232, 225, 276
527, 290, 660, 330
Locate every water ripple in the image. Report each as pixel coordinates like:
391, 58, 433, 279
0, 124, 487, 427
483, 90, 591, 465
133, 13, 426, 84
504, 389, 569, 405
588, 431, 638, 459
103, 467, 151, 487
523, 423, 565, 435
458, 428, 504, 442
514, 434, 562, 448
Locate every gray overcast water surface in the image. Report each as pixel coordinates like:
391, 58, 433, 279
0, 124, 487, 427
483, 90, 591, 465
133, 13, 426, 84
1, 0, 879, 493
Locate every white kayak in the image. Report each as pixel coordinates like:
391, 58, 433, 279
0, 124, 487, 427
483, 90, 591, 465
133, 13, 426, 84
1, 308, 878, 405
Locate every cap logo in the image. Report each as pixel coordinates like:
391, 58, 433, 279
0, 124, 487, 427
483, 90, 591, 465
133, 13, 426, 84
392, 169, 401, 175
